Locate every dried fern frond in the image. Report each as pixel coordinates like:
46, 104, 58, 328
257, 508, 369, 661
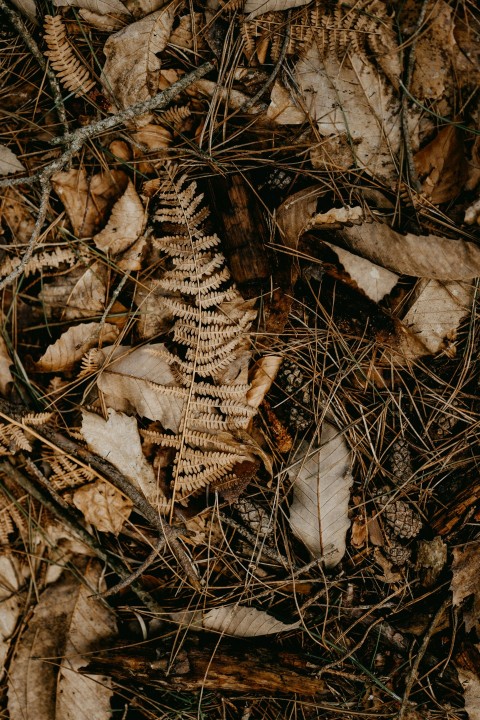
0, 247, 78, 279
159, 105, 192, 128
43, 15, 95, 97
148, 164, 260, 502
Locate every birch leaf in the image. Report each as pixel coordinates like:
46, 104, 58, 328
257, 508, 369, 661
288, 422, 352, 569
337, 221, 480, 280
94, 180, 146, 257
170, 605, 301, 636
400, 279, 474, 355
37, 322, 119, 372
80, 408, 159, 508
53, 0, 129, 14
7, 557, 116, 720
73, 480, 133, 534
296, 47, 402, 183
0, 146, 25, 177
95, 344, 184, 432
244, 0, 311, 20
101, 4, 178, 111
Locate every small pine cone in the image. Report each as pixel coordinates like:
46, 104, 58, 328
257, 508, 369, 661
277, 359, 305, 395
233, 498, 272, 539
384, 537, 412, 567
264, 168, 292, 192
389, 438, 412, 485
430, 397, 463, 439
378, 494, 422, 539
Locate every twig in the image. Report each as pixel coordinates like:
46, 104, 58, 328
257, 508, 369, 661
0, 178, 51, 292
219, 512, 294, 568
398, 596, 451, 719
100, 536, 167, 599
0, 61, 215, 189
0, 399, 202, 590
0, 0, 68, 133
98, 269, 131, 329
0, 458, 164, 613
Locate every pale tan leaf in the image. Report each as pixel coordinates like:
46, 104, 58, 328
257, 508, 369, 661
456, 645, 480, 720
288, 422, 352, 569
313, 206, 364, 226
244, 0, 310, 20
0, 146, 25, 177
101, 4, 178, 111
37, 322, 119, 372
8, 557, 116, 720
94, 180, 146, 257
189, 79, 264, 115
95, 344, 184, 432
171, 605, 300, 636
0, 188, 36, 244
54, 0, 129, 14
295, 48, 403, 183
52, 167, 128, 238
337, 221, 480, 280
465, 197, 480, 226
123, 0, 168, 17
246, 355, 282, 409
276, 184, 324, 248
266, 81, 307, 124
400, 279, 474, 355
323, 242, 399, 304
0, 336, 14, 395
0, 555, 27, 679
77, 9, 125, 30
73, 480, 133, 534
81, 408, 159, 507
39, 262, 108, 320
451, 542, 480, 636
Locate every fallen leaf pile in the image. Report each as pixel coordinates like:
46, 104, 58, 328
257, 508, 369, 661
0, 0, 479, 717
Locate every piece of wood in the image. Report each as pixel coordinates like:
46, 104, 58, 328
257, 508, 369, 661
89, 641, 327, 696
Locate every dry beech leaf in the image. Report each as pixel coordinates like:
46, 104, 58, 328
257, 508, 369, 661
288, 422, 352, 569
95, 344, 183, 431
7, 557, 116, 720
37, 322, 119, 372
323, 241, 399, 304
77, 9, 125, 30
123, 0, 168, 17
73, 480, 133, 534
54, 0, 129, 13
244, 0, 310, 19
337, 221, 480, 280
246, 355, 282, 409
465, 197, 480, 226
414, 125, 468, 204
52, 167, 128, 238
400, 279, 474, 355
455, 645, 480, 720
451, 542, 480, 636
189, 80, 265, 115
295, 47, 403, 183
0, 188, 36, 244
94, 180, 146, 260
0, 146, 25, 177
39, 261, 108, 321
81, 408, 159, 508
101, 3, 179, 112
0, 555, 27, 679
276, 184, 325, 249
10, 0, 36, 19
170, 605, 301, 636
0, 336, 14, 395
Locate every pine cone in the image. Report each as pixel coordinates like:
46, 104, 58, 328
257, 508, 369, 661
277, 359, 313, 433
430, 397, 464, 439
389, 438, 412, 485
234, 498, 272, 539
378, 494, 422, 539
384, 536, 412, 567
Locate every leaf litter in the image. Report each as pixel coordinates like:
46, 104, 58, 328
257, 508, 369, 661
0, 0, 479, 717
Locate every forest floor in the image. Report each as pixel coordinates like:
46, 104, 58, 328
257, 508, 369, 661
0, 0, 480, 718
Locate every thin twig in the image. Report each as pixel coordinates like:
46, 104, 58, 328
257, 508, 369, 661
0, 61, 215, 190
398, 596, 451, 719
0, 458, 164, 613
0, 399, 202, 590
0, 0, 68, 132
219, 512, 294, 568
100, 536, 167, 599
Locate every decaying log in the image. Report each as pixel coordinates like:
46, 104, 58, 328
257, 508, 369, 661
89, 641, 327, 696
